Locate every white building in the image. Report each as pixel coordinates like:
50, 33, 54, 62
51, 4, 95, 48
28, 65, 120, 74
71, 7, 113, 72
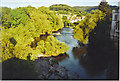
110, 7, 119, 39
70, 16, 85, 23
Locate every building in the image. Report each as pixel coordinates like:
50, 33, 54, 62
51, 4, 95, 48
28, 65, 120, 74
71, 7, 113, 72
70, 16, 85, 23
110, 7, 119, 39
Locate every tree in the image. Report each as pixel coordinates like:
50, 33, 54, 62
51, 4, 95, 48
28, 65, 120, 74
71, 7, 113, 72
73, 9, 105, 44
98, 0, 112, 36
99, 1, 110, 11
2, 6, 68, 61
62, 16, 71, 27
10, 7, 30, 28
1, 7, 11, 28
88, 1, 112, 49
98, 1, 112, 18
62, 16, 67, 20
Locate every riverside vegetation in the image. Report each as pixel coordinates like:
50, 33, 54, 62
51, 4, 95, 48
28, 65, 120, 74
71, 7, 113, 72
1, 1, 117, 79
1, 2, 111, 61
1, 6, 69, 61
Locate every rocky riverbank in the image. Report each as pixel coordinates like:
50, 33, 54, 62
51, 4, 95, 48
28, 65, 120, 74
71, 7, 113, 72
35, 57, 80, 79
2, 57, 80, 80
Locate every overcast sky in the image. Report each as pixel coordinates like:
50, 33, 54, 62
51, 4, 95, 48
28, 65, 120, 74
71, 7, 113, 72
0, 0, 119, 9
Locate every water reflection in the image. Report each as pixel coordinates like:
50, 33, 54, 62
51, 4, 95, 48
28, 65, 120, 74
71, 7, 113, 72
53, 53, 69, 62
55, 27, 118, 79
73, 40, 118, 79
72, 46, 87, 59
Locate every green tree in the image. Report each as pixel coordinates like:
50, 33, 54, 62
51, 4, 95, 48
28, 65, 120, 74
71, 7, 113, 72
62, 16, 67, 20
73, 9, 105, 44
98, 1, 112, 36
88, 1, 112, 51
10, 8, 30, 28
2, 6, 69, 61
98, 1, 112, 19
1, 7, 11, 28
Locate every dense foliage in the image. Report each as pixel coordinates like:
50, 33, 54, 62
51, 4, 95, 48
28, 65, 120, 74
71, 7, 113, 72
73, 6, 98, 12
50, 4, 88, 28
98, 2, 112, 18
2, 58, 38, 79
73, 1, 112, 45
73, 5, 117, 12
98, 1, 112, 33
50, 4, 77, 14
85, 3, 118, 78
1, 7, 11, 28
49, 4, 87, 15
88, 1, 112, 47
62, 16, 70, 27
73, 9, 106, 44
1, 6, 69, 61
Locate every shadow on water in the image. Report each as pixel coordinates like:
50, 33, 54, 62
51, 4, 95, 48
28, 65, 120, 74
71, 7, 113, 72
78, 38, 118, 79
53, 53, 69, 62
55, 27, 118, 79
72, 46, 87, 59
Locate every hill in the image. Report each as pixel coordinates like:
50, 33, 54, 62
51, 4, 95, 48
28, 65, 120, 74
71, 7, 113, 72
49, 4, 86, 15
73, 6, 98, 12
73, 5, 118, 12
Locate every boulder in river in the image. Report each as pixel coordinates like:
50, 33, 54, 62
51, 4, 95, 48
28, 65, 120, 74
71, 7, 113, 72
34, 57, 81, 79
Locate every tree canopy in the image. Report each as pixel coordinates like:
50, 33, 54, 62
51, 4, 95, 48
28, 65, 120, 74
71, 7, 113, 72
1, 6, 69, 61
49, 4, 87, 15
73, 9, 106, 44
88, 1, 112, 48
98, 1, 112, 21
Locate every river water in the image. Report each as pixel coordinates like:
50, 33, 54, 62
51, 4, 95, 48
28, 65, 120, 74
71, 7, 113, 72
54, 27, 118, 79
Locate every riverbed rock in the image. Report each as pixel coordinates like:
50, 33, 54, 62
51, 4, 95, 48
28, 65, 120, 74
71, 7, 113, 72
34, 57, 80, 79
34, 59, 51, 79
52, 66, 68, 79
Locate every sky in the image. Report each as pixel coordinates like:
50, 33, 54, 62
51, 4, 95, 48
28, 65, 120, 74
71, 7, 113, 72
0, 0, 119, 9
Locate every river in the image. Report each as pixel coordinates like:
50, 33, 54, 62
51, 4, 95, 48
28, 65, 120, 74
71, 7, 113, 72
54, 27, 118, 79
2, 27, 118, 79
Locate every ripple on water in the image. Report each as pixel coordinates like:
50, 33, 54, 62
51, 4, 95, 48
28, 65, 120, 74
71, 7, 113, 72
55, 27, 108, 79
